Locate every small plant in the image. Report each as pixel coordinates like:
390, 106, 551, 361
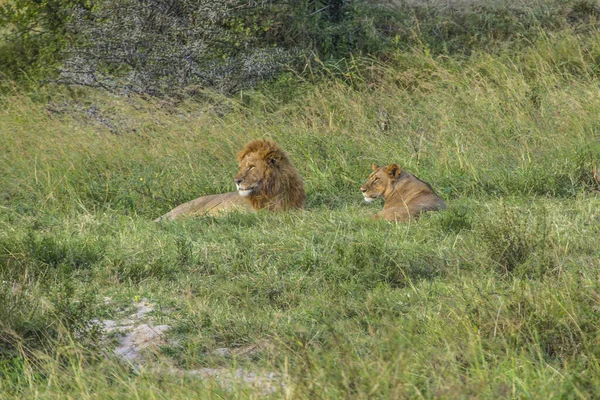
574, 146, 600, 190
50, 280, 102, 341
433, 204, 474, 233
480, 205, 550, 276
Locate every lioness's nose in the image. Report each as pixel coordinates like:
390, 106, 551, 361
234, 178, 243, 185
360, 187, 367, 193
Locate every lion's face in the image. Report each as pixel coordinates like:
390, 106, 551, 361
360, 163, 401, 202
233, 139, 305, 210
234, 152, 271, 197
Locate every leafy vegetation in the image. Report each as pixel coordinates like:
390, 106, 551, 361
2, 0, 600, 92
1, 0, 600, 398
0, 0, 91, 84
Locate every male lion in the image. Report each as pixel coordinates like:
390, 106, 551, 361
360, 163, 446, 222
154, 139, 305, 222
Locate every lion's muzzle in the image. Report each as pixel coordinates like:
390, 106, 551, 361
237, 187, 253, 197
235, 179, 255, 197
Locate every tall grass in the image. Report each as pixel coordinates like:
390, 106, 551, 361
1, 24, 600, 399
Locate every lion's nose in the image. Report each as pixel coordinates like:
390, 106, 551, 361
234, 178, 243, 185
360, 187, 367, 193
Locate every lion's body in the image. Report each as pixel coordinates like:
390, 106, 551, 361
155, 139, 305, 222
154, 192, 252, 222
361, 164, 445, 222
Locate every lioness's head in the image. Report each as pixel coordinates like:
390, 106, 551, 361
360, 163, 402, 203
234, 139, 288, 198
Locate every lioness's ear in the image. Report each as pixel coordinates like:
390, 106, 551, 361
371, 163, 379, 171
386, 164, 401, 178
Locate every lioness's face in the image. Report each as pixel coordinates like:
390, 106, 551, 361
234, 153, 268, 197
360, 163, 400, 202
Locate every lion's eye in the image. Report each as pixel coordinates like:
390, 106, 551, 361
247, 166, 254, 171
372, 178, 379, 183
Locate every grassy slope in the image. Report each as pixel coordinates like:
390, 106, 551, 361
1, 30, 600, 398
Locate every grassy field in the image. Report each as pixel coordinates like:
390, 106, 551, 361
2, 23, 600, 399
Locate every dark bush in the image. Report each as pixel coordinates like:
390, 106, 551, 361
58, 0, 388, 95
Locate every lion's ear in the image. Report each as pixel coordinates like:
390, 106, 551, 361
236, 149, 249, 162
265, 151, 282, 167
371, 163, 379, 171
385, 164, 401, 178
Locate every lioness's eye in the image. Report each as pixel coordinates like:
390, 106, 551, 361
373, 178, 379, 183
247, 166, 254, 171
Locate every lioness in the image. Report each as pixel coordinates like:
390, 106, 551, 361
155, 139, 305, 222
360, 163, 446, 222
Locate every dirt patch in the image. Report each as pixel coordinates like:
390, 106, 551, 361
158, 367, 283, 394
95, 298, 284, 394
92, 299, 170, 363
115, 323, 172, 362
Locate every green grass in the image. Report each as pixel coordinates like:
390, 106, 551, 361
2, 26, 600, 398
